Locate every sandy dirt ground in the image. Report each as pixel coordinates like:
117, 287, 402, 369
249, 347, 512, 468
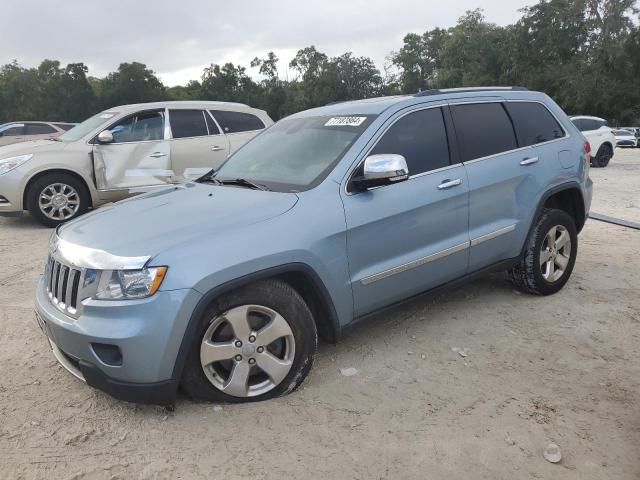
0, 148, 638, 480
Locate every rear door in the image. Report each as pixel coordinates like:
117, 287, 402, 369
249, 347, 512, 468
342, 106, 470, 316
93, 109, 171, 190
168, 109, 230, 181
209, 109, 266, 153
574, 118, 607, 150
451, 101, 540, 271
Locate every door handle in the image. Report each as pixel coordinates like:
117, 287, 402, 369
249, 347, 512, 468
437, 178, 462, 190
520, 157, 539, 166
149, 152, 167, 158
210, 145, 224, 152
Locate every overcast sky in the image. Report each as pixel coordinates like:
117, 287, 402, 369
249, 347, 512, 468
1, 0, 533, 86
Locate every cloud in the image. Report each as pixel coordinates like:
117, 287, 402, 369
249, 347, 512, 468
0, 0, 532, 85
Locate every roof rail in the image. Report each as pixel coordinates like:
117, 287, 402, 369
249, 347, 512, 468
415, 86, 529, 97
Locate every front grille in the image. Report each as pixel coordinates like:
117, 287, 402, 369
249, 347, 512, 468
46, 257, 82, 315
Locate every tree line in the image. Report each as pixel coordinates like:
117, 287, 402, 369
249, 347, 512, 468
1, 0, 638, 125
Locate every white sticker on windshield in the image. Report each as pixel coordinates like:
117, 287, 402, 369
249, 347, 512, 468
325, 116, 367, 127
99, 113, 115, 119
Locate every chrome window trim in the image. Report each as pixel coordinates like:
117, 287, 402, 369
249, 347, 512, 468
470, 224, 516, 247
360, 241, 470, 285
50, 234, 150, 270
450, 99, 570, 166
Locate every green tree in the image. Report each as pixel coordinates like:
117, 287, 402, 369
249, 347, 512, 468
99, 62, 166, 108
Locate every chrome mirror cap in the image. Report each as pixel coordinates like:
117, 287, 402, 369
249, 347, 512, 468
97, 130, 114, 144
363, 154, 409, 182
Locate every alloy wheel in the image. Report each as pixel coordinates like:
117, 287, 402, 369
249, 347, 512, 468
539, 224, 571, 282
38, 183, 80, 221
200, 304, 295, 397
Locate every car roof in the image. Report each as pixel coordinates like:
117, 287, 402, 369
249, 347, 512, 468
289, 87, 550, 119
111, 100, 260, 112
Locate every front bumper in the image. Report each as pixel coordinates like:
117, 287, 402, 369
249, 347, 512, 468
0, 167, 25, 214
34, 275, 202, 405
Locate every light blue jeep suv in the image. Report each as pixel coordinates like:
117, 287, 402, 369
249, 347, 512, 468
35, 87, 593, 405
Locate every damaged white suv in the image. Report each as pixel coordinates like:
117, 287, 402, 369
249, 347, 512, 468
0, 101, 272, 226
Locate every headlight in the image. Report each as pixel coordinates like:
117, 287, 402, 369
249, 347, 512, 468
93, 266, 167, 300
0, 154, 33, 175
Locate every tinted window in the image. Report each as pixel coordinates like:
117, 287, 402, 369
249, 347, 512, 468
204, 111, 221, 135
450, 103, 517, 161
210, 110, 265, 133
0, 125, 24, 136
576, 118, 607, 131
25, 123, 57, 135
505, 102, 565, 146
54, 123, 75, 131
370, 108, 450, 175
170, 110, 208, 139
110, 110, 164, 143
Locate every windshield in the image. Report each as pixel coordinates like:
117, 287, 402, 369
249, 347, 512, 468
212, 115, 376, 192
58, 111, 120, 142
615, 129, 632, 136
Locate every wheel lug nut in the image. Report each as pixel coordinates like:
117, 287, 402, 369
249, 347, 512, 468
248, 358, 256, 365
248, 335, 256, 343
257, 346, 264, 353
235, 340, 242, 347
234, 355, 242, 361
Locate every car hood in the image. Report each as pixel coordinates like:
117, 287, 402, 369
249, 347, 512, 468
0, 139, 67, 158
57, 183, 299, 262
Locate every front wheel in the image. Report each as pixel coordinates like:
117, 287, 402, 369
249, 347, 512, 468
26, 173, 90, 227
509, 209, 578, 295
181, 279, 317, 403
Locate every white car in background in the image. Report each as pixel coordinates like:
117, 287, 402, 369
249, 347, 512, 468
0, 101, 272, 226
570, 116, 616, 168
612, 129, 639, 148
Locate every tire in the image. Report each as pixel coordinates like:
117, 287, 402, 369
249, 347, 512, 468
509, 208, 578, 296
26, 172, 90, 227
181, 279, 318, 403
591, 144, 612, 168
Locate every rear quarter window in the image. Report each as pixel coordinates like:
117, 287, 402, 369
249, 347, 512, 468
450, 103, 518, 161
505, 102, 565, 147
210, 110, 265, 133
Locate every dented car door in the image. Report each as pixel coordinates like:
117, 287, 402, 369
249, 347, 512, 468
93, 109, 173, 190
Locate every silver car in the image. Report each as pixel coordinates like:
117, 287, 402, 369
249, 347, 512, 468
0, 121, 76, 146
0, 101, 272, 226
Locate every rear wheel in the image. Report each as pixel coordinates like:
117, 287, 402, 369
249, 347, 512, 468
592, 144, 612, 168
26, 173, 90, 227
509, 209, 578, 295
181, 279, 317, 403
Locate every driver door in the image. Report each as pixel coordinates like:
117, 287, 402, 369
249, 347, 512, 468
93, 109, 172, 190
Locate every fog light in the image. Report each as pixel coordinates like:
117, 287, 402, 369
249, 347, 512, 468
91, 343, 123, 366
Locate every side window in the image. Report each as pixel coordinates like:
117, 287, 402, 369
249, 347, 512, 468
370, 107, 450, 176
25, 123, 57, 135
204, 111, 221, 135
450, 103, 517, 161
110, 110, 164, 143
1, 125, 24, 136
169, 110, 208, 139
54, 123, 75, 131
210, 110, 265, 133
505, 102, 565, 147
571, 119, 585, 131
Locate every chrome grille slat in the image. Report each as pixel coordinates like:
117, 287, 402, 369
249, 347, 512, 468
45, 255, 82, 317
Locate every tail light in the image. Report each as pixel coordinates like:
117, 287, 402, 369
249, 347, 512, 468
584, 141, 591, 162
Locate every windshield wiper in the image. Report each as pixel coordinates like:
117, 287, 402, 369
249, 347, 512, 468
217, 178, 271, 191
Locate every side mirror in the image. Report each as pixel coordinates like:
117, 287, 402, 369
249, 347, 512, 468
97, 130, 114, 144
352, 154, 409, 191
